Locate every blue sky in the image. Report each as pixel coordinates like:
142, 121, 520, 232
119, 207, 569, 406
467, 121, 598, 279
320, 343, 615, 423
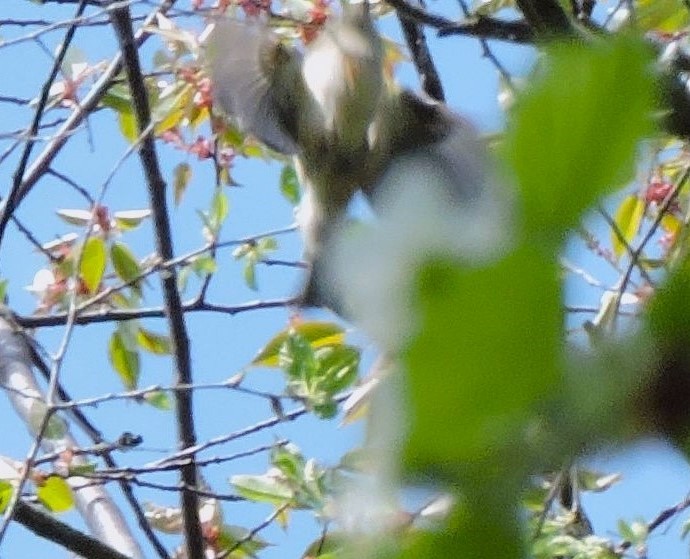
0, 0, 689, 557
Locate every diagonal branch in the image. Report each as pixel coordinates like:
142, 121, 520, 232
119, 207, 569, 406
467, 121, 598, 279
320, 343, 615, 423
0, 0, 177, 247
109, 5, 204, 559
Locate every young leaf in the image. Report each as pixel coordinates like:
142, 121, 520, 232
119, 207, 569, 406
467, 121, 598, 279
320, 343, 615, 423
80, 237, 106, 294
137, 327, 172, 355
611, 195, 645, 258
144, 390, 172, 410
252, 322, 345, 367
280, 165, 301, 205
109, 330, 140, 389
111, 242, 142, 285
36, 476, 74, 513
230, 473, 293, 504
0, 481, 13, 514
113, 209, 151, 230
173, 162, 192, 206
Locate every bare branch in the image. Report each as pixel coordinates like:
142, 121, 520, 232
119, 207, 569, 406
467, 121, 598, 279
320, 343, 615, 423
109, 5, 204, 558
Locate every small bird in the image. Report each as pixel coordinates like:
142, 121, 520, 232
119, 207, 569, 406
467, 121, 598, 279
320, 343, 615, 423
207, 4, 506, 314
207, 4, 383, 309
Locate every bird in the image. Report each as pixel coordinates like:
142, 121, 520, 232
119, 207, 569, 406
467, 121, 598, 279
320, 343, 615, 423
206, 3, 383, 310
207, 4, 507, 315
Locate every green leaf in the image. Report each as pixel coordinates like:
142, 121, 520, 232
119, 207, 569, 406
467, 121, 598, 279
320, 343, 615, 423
68, 463, 97, 476
101, 83, 132, 113
80, 237, 106, 294
144, 390, 172, 410
404, 245, 560, 471
635, 0, 689, 32
280, 334, 318, 382
28, 401, 67, 440
301, 532, 347, 558
244, 261, 257, 291
271, 444, 306, 482
252, 322, 345, 367
611, 195, 645, 258
113, 209, 151, 230
217, 524, 271, 556
504, 35, 655, 239
111, 242, 142, 285
118, 108, 138, 142
109, 330, 140, 389
0, 481, 13, 513
280, 165, 301, 205
230, 474, 293, 505
37, 476, 74, 513
173, 162, 192, 206
313, 345, 360, 394
210, 189, 229, 231
191, 254, 217, 276
136, 327, 172, 355
0, 279, 8, 302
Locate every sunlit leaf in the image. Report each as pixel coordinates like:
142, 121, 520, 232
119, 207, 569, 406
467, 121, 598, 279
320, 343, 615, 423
80, 237, 106, 294
55, 208, 92, 226
144, 390, 172, 410
113, 209, 151, 230
111, 242, 142, 286
217, 524, 271, 556
280, 165, 301, 205
635, 0, 689, 32
210, 189, 229, 232
137, 327, 172, 355
118, 108, 138, 142
611, 195, 645, 258
109, 330, 140, 389
230, 474, 293, 505
173, 162, 192, 206
301, 532, 347, 558
244, 261, 257, 291
0, 481, 13, 514
252, 322, 345, 367
36, 476, 74, 513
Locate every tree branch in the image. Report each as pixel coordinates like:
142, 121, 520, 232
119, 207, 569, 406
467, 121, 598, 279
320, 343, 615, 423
14, 500, 133, 559
109, 5, 204, 559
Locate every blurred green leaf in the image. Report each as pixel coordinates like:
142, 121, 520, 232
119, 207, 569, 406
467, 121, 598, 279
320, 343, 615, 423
217, 524, 271, 557
0, 481, 13, 513
280, 165, 301, 205
109, 330, 140, 389
504, 35, 655, 238
28, 401, 67, 440
173, 162, 192, 206
271, 444, 305, 482
111, 242, 142, 287
137, 327, 172, 354
68, 463, 97, 476
113, 209, 151, 230
635, 0, 689, 32
243, 261, 257, 291
118, 109, 138, 142
252, 322, 345, 367
231, 474, 293, 505
404, 246, 560, 471
612, 195, 645, 259
144, 390, 172, 410
37, 476, 74, 513
80, 237, 106, 294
